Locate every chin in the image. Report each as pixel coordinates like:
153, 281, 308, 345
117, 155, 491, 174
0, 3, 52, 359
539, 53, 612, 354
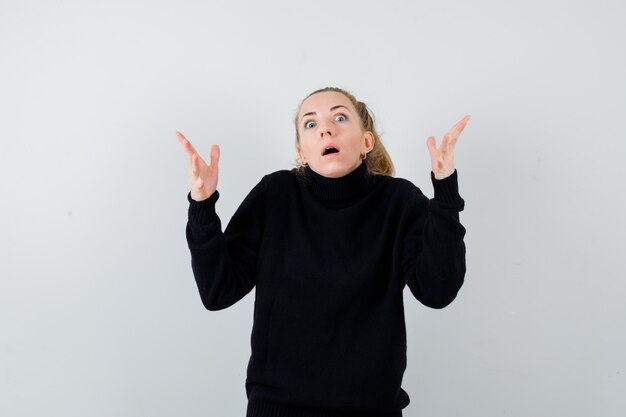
313, 164, 352, 178
325, 171, 348, 179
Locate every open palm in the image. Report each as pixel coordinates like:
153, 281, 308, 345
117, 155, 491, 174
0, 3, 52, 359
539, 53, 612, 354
426, 115, 470, 180
176, 131, 220, 202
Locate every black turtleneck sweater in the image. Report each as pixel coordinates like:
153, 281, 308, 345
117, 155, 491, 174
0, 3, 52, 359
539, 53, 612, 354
185, 161, 466, 417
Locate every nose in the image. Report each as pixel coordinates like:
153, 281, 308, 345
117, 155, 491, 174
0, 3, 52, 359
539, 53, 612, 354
318, 121, 333, 138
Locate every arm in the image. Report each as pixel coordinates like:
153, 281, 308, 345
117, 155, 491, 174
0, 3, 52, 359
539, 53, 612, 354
185, 177, 267, 311
401, 169, 466, 309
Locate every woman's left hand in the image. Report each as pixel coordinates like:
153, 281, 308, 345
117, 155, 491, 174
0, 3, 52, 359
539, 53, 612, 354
426, 115, 471, 180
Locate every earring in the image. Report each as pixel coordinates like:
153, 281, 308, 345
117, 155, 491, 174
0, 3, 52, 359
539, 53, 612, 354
360, 152, 367, 160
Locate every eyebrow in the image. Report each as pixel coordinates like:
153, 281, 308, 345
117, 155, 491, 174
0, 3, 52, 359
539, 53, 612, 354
300, 105, 350, 121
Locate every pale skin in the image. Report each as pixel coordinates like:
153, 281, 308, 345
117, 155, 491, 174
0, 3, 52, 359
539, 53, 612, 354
296, 91, 375, 179
428, 114, 471, 180
176, 110, 470, 201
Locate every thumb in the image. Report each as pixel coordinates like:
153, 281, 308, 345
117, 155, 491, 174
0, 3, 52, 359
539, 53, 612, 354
426, 136, 437, 156
210, 144, 220, 166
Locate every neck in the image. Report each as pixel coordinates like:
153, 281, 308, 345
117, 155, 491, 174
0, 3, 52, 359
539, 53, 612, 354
301, 161, 373, 203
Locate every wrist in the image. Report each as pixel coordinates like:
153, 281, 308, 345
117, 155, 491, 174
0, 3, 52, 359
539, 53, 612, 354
433, 169, 455, 180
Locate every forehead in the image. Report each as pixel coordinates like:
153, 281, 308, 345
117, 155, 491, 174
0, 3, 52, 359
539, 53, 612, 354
299, 91, 354, 115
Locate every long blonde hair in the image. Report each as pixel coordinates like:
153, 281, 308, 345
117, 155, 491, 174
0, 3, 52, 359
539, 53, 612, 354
292, 87, 395, 177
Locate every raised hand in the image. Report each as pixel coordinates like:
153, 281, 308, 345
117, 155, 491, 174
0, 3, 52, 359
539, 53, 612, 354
426, 115, 471, 180
176, 131, 220, 202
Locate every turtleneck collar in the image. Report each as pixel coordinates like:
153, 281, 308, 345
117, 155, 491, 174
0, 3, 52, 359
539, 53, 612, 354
300, 160, 374, 202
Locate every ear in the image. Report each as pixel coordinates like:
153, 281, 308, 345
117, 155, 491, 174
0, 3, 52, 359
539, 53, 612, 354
364, 131, 375, 152
297, 147, 305, 163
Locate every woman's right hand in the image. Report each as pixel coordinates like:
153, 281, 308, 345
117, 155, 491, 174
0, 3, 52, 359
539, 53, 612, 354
176, 131, 220, 202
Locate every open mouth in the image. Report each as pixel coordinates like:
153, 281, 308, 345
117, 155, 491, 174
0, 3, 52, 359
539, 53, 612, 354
322, 147, 340, 156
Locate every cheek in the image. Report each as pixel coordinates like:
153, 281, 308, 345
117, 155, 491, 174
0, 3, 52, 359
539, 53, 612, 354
300, 139, 316, 153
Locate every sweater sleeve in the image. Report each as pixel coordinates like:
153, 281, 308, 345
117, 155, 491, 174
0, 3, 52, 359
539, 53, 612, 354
401, 169, 466, 309
185, 176, 267, 311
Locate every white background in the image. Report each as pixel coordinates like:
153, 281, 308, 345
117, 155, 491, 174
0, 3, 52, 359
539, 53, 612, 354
1, 0, 624, 416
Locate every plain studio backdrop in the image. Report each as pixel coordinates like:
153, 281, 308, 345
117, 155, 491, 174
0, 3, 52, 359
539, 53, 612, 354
1, 0, 624, 416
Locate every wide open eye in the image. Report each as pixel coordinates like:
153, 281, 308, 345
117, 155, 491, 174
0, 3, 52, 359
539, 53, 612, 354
304, 120, 315, 129
335, 114, 347, 122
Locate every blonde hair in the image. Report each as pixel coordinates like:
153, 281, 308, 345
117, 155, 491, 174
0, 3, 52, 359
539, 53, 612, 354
292, 86, 395, 177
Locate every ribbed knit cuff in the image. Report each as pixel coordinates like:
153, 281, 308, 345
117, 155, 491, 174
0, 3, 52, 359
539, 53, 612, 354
431, 169, 465, 210
187, 190, 220, 225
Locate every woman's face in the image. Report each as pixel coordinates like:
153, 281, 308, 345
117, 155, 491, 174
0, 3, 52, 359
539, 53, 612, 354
297, 91, 374, 178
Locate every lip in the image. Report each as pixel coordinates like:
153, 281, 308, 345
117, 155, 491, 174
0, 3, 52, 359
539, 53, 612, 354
320, 143, 340, 156
322, 152, 341, 159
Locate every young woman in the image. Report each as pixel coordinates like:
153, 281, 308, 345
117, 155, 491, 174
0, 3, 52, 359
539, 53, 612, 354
177, 87, 470, 417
